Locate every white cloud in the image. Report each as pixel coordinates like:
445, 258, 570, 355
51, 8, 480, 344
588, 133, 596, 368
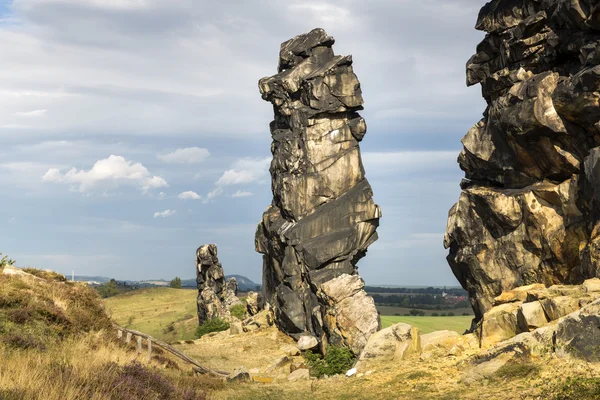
203, 187, 223, 203
15, 109, 47, 117
41, 155, 168, 193
153, 209, 176, 218
158, 147, 210, 164
178, 190, 201, 200
158, 191, 166, 199
232, 190, 253, 198
216, 157, 270, 186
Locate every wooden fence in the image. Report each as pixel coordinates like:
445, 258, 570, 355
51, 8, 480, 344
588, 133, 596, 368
114, 325, 229, 377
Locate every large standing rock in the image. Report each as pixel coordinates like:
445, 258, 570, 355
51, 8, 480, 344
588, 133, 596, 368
196, 244, 240, 325
444, 0, 600, 325
255, 28, 381, 353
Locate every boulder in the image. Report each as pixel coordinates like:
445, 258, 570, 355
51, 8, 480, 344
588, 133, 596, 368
480, 302, 522, 347
555, 299, 600, 361
227, 367, 251, 383
540, 296, 580, 322
318, 274, 380, 354
583, 278, 600, 293
297, 335, 319, 351
288, 368, 310, 382
266, 356, 290, 374
420, 330, 460, 356
493, 284, 546, 306
255, 28, 381, 353
229, 321, 243, 335
444, 0, 600, 324
357, 323, 418, 362
517, 301, 548, 332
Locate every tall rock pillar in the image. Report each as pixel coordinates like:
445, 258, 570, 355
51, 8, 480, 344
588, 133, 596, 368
255, 28, 381, 354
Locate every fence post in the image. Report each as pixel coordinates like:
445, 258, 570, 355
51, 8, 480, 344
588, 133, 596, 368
137, 336, 143, 354
117, 329, 123, 339
126, 332, 132, 344
147, 338, 152, 362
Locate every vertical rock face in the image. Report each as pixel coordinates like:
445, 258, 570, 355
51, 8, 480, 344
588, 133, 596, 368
196, 244, 239, 324
255, 28, 381, 353
445, 0, 600, 324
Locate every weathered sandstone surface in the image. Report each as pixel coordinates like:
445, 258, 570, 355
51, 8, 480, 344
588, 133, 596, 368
255, 28, 381, 353
196, 244, 240, 325
445, 0, 600, 324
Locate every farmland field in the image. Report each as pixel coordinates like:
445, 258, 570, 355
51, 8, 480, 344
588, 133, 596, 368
380, 315, 473, 334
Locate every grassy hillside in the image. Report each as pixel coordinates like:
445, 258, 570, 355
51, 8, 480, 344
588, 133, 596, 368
380, 315, 473, 334
104, 287, 199, 341
0, 266, 215, 400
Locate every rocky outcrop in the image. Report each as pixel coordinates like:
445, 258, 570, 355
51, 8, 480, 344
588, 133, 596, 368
196, 244, 240, 324
444, 0, 600, 324
477, 279, 600, 347
255, 28, 381, 353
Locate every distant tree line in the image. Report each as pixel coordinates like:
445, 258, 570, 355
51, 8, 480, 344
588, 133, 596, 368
365, 286, 467, 296
372, 293, 470, 310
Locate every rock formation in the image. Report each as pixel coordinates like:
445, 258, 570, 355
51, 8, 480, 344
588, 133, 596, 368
444, 0, 600, 325
255, 28, 381, 354
196, 244, 240, 324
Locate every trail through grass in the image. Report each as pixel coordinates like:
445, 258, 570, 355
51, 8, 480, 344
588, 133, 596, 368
380, 315, 472, 334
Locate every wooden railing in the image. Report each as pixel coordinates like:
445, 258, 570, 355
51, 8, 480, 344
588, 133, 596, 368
114, 325, 229, 377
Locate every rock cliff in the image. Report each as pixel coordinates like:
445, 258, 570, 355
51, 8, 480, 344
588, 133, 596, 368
445, 0, 600, 324
196, 244, 240, 325
255, 28, 381, 354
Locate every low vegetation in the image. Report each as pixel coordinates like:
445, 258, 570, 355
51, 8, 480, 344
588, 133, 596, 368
305, 346, 356, 378
0, 264, 219, 400
0, 252, 15, 268
196, 317, 230, 338
543, 376, 600, 400
229, 303, 246, 320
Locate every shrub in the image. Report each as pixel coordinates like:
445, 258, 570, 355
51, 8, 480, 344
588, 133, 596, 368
431, 312, 439, 317
96, 279, 120, 298
0, 252, 15, 268
305, 346, 356, 378
447, 312, 455, 317
170, 277, 182, 289
229, 304, 246, 320
196, 318, 230, 338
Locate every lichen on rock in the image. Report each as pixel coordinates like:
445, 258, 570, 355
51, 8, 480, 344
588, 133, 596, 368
255, 28, 381, 354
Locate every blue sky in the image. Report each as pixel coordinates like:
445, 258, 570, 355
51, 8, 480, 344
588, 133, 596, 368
0, 0, 486, 285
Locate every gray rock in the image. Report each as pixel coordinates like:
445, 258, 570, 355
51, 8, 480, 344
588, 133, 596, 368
540, 296, 580, 322
517, 301, 548, 332
227, 367, 250, 383
255, 28, 380, 352
196, 244, 239, 325
357, 323, 417, 362
445, 0, 600, 323
555, 299, 600, 361
229, 321, 243, 335
297, 335, 319, 351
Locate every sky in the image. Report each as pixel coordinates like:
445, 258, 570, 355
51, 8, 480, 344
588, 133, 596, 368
0, 0, 487, 286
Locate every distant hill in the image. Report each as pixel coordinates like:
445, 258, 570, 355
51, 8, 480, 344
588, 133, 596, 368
72, 274, 261, 291
181, 275, 260, 291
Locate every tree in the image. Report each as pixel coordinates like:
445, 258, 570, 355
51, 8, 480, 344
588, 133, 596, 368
169, 277, 182, 289
96, 279, 120, 298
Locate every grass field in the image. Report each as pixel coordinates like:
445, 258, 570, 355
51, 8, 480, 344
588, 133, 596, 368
380, 315, 473, 334
104, 287, 199, 341
104, 288, 474, 341
376, 305, 474, 317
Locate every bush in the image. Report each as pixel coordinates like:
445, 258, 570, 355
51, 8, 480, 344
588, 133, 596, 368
96, 279, 120, 298
305, 346, 356, 378
229, 304, 246, 320
447, 312, 455, 317
431, 312, 439, 317
196, 318, 230, 338
0, 252, 15, 268
169, 277, 182, 289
